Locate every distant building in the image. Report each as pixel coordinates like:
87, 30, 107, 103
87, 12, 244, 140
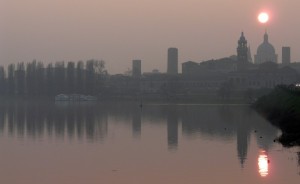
182, 61, 200, 74
288, 62, 300, 74
237, 32, 248, 62
151, 69, 160, 74
254, 32, 278, 64
182, 58, 237, 75
247, 46, 253, 63
230, 33, 297, 90
237, 32, 249, 71
167, 48, 178, 74
228, 62, 299, 90
282, 47, 291, 65
105, 32, 299, 97
132, 60, 141, 77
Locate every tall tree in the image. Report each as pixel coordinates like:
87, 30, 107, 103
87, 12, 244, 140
0, 66, 5, 95
46, 63, 54, 96
54, 61, 65, 94
94, 60, 106, 94
66, 61, 75, 93
76, 61, 85, 94
94, 60, 105, 74
15, 62, 26, 95
85, 60, 96, 95
7, 64, 15, 95
26, 60, 37, 96
36, 62, 45, 95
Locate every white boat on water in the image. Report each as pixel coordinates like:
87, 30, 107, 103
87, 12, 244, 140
84, 95, 98, 101
55, 94, 69, 101
55, 94, 97, 101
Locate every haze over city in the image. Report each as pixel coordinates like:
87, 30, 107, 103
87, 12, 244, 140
1, 1, 300, 183
1, 0, 300, 73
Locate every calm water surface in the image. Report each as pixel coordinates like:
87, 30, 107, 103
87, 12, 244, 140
0, 101, 299, 184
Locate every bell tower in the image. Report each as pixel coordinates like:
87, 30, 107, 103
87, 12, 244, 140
237, 32, 249, 71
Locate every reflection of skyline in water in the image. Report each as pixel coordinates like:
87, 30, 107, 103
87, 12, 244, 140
179, 104, 278, 167
0, 102, 279, 167
167, 106, 178, 151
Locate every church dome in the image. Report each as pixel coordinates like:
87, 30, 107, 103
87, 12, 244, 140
254, 32, 278, 64
257, 32, 275, 55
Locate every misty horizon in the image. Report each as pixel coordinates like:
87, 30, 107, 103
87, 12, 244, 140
1, 1, 300, 184
1, 0, 300, 74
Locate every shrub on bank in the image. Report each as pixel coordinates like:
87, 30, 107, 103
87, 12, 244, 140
253, 85, 300, 146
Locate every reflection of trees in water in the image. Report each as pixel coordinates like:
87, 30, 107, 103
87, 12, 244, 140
0, 106, 5, 135
0, 102, 278, 150
7, 105, 14, 136
0, 102, 286, 168
26, 103, 45, 138
51, 103, 108, 141
15, 103, 26, 136
0, 102, 108, 141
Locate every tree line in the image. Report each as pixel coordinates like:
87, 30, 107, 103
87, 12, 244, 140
0, 59, 106, 97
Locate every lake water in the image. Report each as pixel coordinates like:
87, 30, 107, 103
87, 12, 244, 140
0, 101, 299, 184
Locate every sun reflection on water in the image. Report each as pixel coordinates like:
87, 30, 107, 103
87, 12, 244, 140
258, 150, 269, 177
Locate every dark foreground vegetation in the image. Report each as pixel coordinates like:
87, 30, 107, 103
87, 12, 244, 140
253, 85, 300, 147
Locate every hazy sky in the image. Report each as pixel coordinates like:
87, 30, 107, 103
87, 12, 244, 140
1, 0, 300, 74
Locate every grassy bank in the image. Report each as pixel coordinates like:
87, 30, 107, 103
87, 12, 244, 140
253, 85, 300, 147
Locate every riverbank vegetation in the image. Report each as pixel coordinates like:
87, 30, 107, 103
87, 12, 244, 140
253, 85, 300, 147
0, 60, 106, 97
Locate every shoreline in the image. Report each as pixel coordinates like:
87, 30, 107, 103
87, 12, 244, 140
0, 95, 252, 105
253, 85, 300, 147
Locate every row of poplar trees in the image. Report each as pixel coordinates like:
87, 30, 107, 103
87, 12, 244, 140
0, 59, 106, 96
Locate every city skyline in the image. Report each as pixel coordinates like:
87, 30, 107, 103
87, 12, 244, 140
1, 0, 300, 74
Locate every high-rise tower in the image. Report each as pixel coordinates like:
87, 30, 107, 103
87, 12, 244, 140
282, 47, 291, 65
247, 45, 253, 63
167, 48, 178, 74
132, 60, 141, 77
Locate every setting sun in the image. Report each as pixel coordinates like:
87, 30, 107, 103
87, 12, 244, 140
258, 12, 269, 24
258, 151, 269, 177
